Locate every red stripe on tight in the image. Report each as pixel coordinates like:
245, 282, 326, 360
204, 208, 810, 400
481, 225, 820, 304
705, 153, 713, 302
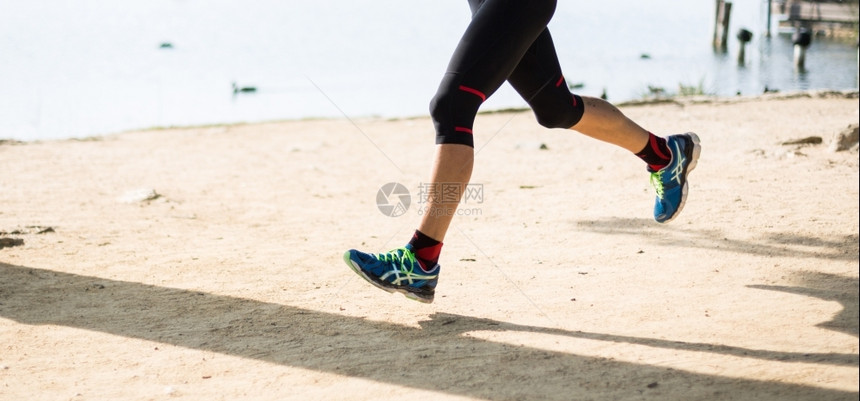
555, 75, 565, 87
458, 85, 487, 102
650, 134, 670, 159
455, 127, 473, 134
571, 94, 578, 106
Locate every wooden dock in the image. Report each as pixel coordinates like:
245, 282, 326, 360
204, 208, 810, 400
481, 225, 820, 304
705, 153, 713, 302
772, 0, 859, 38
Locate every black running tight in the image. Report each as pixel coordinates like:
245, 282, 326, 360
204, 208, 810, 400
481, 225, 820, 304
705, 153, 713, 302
430, 0, 585, 147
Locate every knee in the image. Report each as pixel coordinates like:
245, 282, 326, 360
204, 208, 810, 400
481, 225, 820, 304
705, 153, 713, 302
535, 110, 582, 129
532, 94, 584, 129
534, 112, 578, 129
429, 76, 484, 130
429, 77, 485, 147
428, 91, 448, 126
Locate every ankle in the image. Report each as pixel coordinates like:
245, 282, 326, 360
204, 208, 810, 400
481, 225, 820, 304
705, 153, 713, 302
409, 230, 443, 272
636, 132, 671, 171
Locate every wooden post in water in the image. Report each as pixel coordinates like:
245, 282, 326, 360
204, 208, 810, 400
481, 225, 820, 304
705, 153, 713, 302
713, 0, 722, 45
713, 0, 733, 50
766, 0, 773, 38
721, 2, 733, 49
793, 27, 812, 70
737, 28, 753, 65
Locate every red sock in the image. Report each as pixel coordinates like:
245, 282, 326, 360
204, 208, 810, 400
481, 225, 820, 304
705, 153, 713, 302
635, 132, 671, 171
408, 230, 442, 272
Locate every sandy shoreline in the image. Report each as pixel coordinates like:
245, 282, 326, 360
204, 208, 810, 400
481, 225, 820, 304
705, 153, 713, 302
1, 92, 858, 400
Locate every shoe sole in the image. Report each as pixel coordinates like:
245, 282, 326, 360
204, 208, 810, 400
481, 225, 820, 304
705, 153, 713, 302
660, 132, 701, 223
342, 252, 434, 304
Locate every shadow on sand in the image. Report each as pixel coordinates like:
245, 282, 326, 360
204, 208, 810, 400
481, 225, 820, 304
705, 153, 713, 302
1, 263, 856, 400
574, 217, 859, 263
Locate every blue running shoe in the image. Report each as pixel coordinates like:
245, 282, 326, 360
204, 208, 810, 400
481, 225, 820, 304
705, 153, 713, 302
343, 245, 439, 303
650, 132, 701, 223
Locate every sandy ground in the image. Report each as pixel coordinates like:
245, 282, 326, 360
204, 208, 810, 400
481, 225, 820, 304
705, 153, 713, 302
1, 91, 858, 401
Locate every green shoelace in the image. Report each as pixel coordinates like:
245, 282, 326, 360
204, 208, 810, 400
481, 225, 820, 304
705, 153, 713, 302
650, 170, 665, 198
376, 247, 417, 272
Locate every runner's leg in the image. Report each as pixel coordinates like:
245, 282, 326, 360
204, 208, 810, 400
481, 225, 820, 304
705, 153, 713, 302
423, 0, 559, 241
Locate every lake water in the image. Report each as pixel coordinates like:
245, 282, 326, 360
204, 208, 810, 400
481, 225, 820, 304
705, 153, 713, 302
1, 0, 857, 141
